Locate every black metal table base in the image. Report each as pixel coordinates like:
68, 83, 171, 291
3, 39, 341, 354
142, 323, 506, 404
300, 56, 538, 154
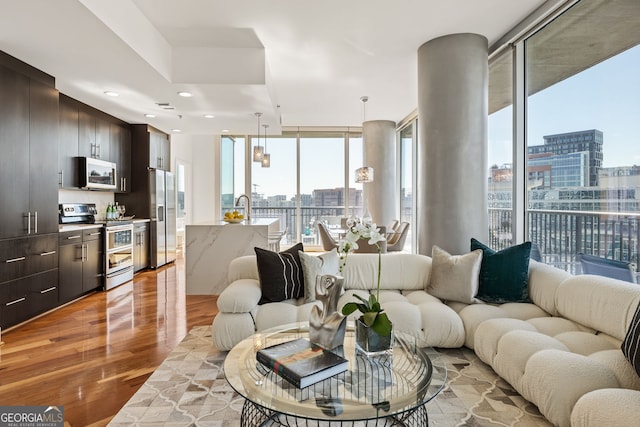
241, 400, 429, 427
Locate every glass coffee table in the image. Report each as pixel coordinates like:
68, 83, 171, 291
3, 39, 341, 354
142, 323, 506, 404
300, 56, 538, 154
224, 322, 446, 426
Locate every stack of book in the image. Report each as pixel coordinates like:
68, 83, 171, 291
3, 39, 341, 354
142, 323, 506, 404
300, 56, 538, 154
256, 338, 348, 388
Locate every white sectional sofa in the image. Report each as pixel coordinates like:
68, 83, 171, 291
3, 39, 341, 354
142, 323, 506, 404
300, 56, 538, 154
212, 251, 640, 427
211, 252, 465, 350
454, 260, 640, 427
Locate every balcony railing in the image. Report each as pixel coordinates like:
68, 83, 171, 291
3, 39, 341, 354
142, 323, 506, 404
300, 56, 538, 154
489, 208, 640, 274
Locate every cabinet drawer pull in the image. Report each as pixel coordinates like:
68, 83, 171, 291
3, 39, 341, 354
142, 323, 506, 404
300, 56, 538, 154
89, 232, 102, 236
66, 235, 81, 240
40, 287, 57, 294
5, 256, 26, 263
6, 297, 26, 306
40, 251, 57, 256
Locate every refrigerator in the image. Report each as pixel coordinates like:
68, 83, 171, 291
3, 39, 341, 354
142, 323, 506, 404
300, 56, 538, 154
118, 169, 176, 269
150, 169, 177, 268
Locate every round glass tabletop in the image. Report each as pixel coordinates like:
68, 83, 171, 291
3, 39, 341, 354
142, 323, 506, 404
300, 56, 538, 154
224, 321, 446, 425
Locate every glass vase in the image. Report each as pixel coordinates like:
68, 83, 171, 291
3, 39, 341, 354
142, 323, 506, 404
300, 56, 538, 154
355, 317, 394, 357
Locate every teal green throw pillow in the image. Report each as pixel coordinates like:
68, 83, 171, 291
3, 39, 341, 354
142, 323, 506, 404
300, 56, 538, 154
470, 238, 532, 303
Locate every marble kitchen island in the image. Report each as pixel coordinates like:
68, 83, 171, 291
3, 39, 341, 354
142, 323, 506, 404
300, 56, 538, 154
185, 218, 280, 294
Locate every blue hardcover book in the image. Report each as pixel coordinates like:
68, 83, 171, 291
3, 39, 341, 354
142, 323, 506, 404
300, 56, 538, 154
256, 338, 348, 388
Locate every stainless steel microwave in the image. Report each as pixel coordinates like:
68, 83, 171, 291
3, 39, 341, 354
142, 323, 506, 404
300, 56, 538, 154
78, 157, 117, 190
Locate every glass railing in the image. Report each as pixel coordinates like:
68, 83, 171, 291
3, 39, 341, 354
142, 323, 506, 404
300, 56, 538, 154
489, 208, 640, 274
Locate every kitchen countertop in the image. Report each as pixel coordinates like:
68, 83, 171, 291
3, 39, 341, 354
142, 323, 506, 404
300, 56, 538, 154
58, 223, 104, 233
191, 218, 278, 226
59, 218, 150, 232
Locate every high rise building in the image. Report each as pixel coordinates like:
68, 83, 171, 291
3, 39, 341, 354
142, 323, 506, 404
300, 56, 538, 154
528, 129, 603, 186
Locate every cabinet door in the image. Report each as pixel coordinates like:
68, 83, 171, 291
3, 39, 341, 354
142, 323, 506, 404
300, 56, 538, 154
0, 237, 29, 284
58, 95, 79, 188
0, 278, 29, 329
58, 241, 83, 303
159, 133, 170, 170
110, 123, 131, 192
28, 269, 58, 317
95, 117, 110, 160
78, 108, 96, 158
27, 233, 58, 276
0, 65, 30, 239
83, 238, 103, 292
149, 131, 161, 169
29, 79, 59, 235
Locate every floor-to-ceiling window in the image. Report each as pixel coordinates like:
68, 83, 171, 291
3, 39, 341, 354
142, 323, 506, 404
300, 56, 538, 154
251, 134, 297, 239
299, 133, 346, 247
488, 49, 514, 249
222, 130, 363, 250
490, 0, 640, 273
525, 0, 640, 273
399, 123, 415, 252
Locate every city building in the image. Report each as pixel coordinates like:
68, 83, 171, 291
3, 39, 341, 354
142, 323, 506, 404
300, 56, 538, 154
527, 129, 604, 186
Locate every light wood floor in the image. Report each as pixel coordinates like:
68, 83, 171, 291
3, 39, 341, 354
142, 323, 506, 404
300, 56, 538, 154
0, 253, 218, 427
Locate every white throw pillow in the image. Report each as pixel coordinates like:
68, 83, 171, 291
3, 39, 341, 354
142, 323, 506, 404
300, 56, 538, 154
298, 249, 340, 303
429, 245, 483, 304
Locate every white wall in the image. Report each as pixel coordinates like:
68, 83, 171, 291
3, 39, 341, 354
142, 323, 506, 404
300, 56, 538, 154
171, 134, 219, 224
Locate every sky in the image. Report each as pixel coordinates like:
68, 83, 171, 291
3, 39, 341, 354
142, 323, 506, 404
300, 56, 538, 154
489, 43, 640, 169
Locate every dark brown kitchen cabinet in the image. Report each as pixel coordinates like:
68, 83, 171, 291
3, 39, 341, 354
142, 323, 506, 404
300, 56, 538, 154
0, 233, 58, 329
134, 124, 170, 170
27, 269, 59, 318
29, 78, 59, 235
0, 62, 58, 240
110, 123, 131, 193
79, 108, 110, 160
58, 94, 80, 188
133, 222, 149, 272
0, 270, 58, 329
58, 228, 103, 304
0, 64, 30, 239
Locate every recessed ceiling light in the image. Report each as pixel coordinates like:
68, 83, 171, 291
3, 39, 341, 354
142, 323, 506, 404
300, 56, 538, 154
144, 114, 156, 118
104, 91, 119, 97
221, 129, 230, 133
203, 114, 215, 119
171, 129, 182, 133
177, 91, 193, 97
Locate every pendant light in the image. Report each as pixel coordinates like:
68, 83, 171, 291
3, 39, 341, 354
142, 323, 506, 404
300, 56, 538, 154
261, 124, 271, 168
252, 112, 264, 162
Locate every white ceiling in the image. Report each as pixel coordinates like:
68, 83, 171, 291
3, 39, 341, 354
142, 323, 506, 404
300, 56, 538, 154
0, 0, 547, 135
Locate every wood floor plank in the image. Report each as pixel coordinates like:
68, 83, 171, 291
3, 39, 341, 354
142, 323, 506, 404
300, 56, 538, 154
0, 253, 218, 426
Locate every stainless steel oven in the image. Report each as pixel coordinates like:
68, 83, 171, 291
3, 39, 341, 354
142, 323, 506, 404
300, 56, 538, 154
104, 222, 134, 290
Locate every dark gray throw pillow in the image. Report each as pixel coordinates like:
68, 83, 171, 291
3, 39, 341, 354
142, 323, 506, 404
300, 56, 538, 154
255, 243, 305, 305
471, 238, 532, 303
622, 300, 640, 378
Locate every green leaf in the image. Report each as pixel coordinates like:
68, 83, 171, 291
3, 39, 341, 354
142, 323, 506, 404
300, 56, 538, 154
368, 294, 376, 306
341, 302, 359, 316
353, 294, 369, 304
371, 312, 392, 336
363, 311, 377, 327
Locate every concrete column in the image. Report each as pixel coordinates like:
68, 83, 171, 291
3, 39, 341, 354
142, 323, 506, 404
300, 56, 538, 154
417, 33, 488, 255
363, 120, 397, 229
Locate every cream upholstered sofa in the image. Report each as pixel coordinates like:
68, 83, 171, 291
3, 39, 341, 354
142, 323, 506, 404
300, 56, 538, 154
211, 252, 465, 351
447, 260, 640, 427
212, 251, 640, 426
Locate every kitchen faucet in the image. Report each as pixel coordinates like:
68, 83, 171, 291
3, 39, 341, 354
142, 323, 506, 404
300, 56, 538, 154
235, 194, 251, 221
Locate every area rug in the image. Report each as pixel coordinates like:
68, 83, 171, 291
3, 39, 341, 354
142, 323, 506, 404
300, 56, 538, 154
109, 326, 553, 426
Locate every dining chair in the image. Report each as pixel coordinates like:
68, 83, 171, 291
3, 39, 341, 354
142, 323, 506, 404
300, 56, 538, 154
268, 225, 288, 252
317, 222, 339, 251
353, 226, 387, 253
387, 222, 409, 252
578, 253, 637, 283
